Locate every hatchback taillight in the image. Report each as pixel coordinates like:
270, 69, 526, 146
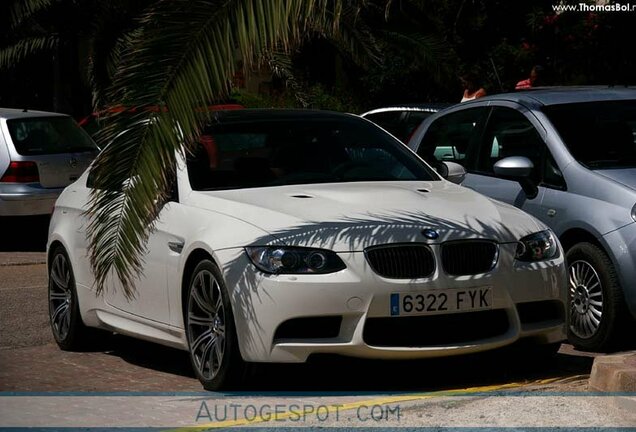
0, 161, 40, 183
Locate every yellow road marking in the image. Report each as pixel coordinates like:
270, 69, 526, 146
170, 377, 562, 431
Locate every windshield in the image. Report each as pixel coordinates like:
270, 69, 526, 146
187, 117, 439, 190
7, 116, 99, 156
543, 100, 636, 169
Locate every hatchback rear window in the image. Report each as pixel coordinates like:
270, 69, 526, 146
6, 116, 98, 156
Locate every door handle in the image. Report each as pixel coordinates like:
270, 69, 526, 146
168, 241, 184, 254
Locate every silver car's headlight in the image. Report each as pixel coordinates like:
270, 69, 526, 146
246, 246, 346, 274
515, 230, 559, 262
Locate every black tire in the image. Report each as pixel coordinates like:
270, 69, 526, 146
48, 245, 95, 350
185, 259, 246, 390
566, 242, 626, 352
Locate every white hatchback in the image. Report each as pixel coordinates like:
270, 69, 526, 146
47, 109, 567, 390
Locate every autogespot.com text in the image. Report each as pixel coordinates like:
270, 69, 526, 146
195, 401, 402, 424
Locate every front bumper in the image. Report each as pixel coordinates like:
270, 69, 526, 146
0, 184, 62, 216
218, 243, 567, 363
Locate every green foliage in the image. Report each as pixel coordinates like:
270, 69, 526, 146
232, 82, 361, 113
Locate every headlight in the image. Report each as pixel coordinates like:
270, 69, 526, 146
631, 203, 636, 223
515, 230, 559, 262
245, 246, 346, 274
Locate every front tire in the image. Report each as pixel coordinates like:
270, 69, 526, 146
566, 242, 625, 352
185, 260, 245, 390
48, 245, 94, 350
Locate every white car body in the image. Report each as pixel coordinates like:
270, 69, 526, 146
48, 110, 567, 385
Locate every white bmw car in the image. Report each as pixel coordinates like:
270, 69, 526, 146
48, 110, 567, 390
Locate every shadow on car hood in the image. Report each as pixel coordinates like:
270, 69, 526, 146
191, 181, 542, 250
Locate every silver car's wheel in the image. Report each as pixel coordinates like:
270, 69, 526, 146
565, 242, 626, 352
185, 259, 245, 390
49, 253, 73, 340
569, 260, 603, 339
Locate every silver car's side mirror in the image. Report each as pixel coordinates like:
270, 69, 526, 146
493, 156, 534, 178
437, 161, 466, 184
493, 156, 538, 199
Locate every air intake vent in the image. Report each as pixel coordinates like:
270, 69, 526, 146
365, 244, 435, 279
441, 241, 498, 276
363, 310, 509, 347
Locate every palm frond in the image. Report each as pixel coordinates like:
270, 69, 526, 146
88, 0, 353, 298
263, 50, 309, 107
322, 3, 382, 67
380, 31, 452, 81
9, 0, 54, 28
0, 35, 59, 69
87, 28, 143, 108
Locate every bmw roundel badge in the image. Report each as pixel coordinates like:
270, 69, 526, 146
421, 228, 439, 240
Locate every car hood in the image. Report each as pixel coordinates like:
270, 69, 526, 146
190, 181, 543, 251
596, 168, 636, 190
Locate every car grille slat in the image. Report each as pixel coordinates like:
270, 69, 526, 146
365, 244, 435, 279
441, 241, 498, 276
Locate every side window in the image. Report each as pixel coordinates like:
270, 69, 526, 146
476, 107, 544, 183
477, 107, 565, 189
543, 150, 566, 189
416, 107, 488, 166
364, 112, 406, 140
403, 111, 434, 141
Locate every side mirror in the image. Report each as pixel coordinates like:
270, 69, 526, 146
493, 156, 533, 178
493, 156, 538, 199
437, 161, 466, 184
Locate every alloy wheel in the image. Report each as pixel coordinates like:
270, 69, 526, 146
569, 260, 603, 339
187, 269, 226, 381
49, 253, 73, 341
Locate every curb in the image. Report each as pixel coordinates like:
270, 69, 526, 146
589, 351, 636, 392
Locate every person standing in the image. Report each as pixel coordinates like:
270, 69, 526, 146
515, 65, 543, 90
460, 72, 487, 102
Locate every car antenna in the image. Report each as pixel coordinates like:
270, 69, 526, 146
489, 57, 505, 93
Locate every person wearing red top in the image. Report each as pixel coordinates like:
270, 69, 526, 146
515, 65, 543, 90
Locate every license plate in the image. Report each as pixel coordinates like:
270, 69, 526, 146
390, 287, 492, 316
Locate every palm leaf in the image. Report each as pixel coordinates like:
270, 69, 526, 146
87, 0, 354, 298
380, 30, 452, 81
0, 35, 59, 69
263, 50, 310, 107
9, 0, 54, 28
